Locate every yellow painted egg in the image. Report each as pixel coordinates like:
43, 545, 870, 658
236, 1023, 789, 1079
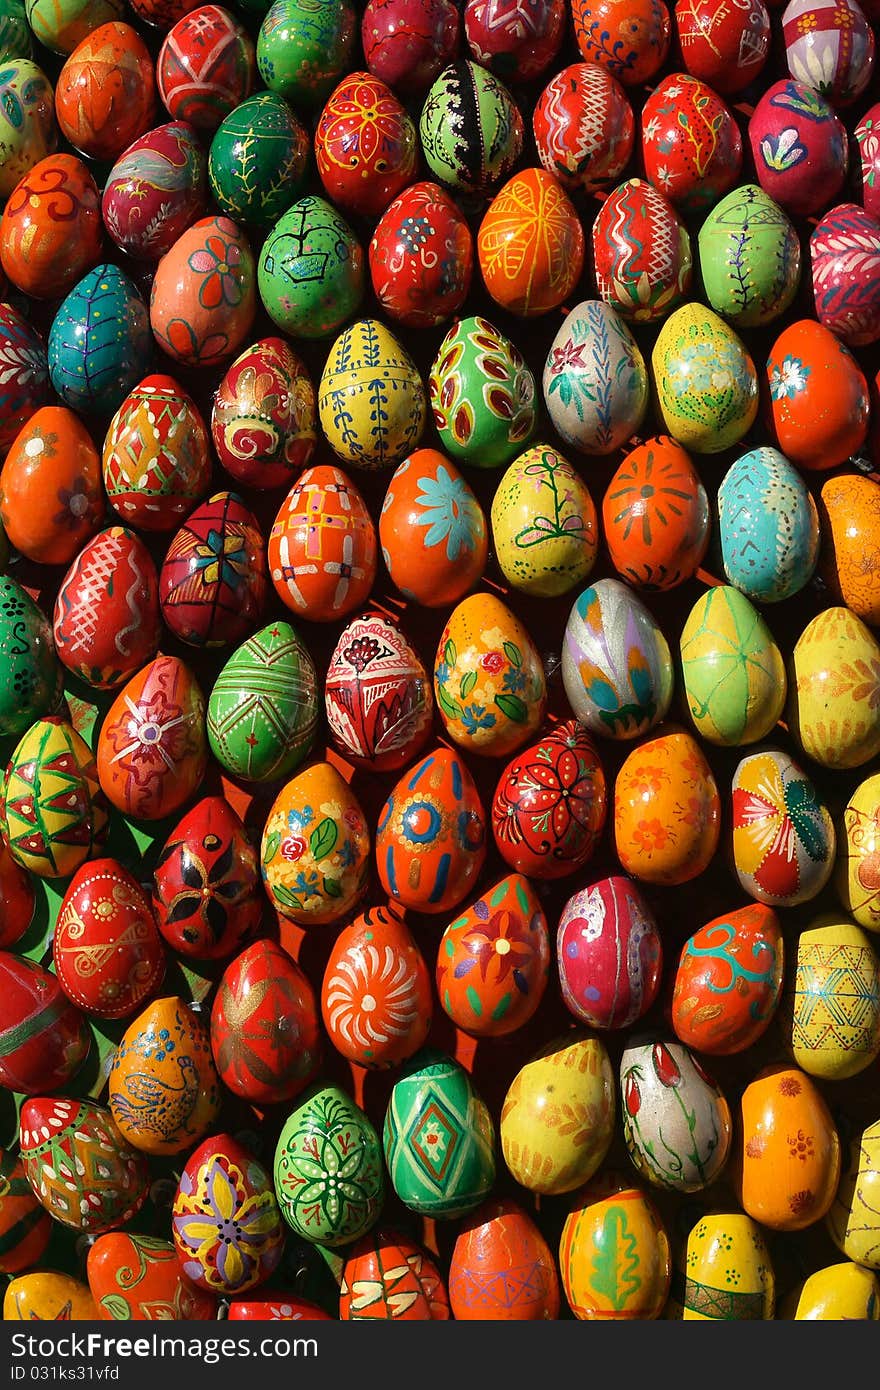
318, 317, 426, 470
2, 715, 108, 879
826, 1118, 880, 1269
836, 772, 880, 933
559, 1173, 671, 1320
679, 1213, 774, 1320
793, 1262, 879, 1320
788, 607, 880, 769
434, 592, 546, 758
500, 1032, 615, 1196
781, 915, 880, 1081
680, 585, 786, 746
4, 1272, 97, 1320
490, 443, 598, 598
652, 303, 758, 453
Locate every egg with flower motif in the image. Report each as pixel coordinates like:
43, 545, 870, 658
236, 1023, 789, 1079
767, 319, 869, 470
572, 0, 670, 84
680, 586, 786, 747
340, 1227, 449, 1320
257, 0, 356, 108
429, 316, 537, 468
24, 0, 122, 53
0, 153, 101, 298
0, 844, 35, 948
55, 22, 155, 162
856, 103, 880, 220
677, 1213, 775, 1321
419, 60, 523, 198
0, 1151, 51, 1276
826, 1118, 880, 1268
318, 318, 426, 470
782, 916, 880, 1080
48, 264, 152, 418
0, 405, 102, 565
544, 301, 648, 455
103, 374, 211, 530
602, 437, 709, 590
782, 0, 873, 107
749, 78, 847, 217
557, 875, 662, 1031
677, 0, 770, 92
102, 121, 208, 263
19, 1096, 149, 1232
819, 474, 880, 625
87, 1233, 217, 1321
477, 168, 584, 318
534, 63, 633, 195
377, 746, 486, 915
209, 91, 308, 228
379, 449, 487, 607
0, 60, 56, 198
0, 302, 50, 457
699, 184, 801, 327
836, 773, 880, 933
560, 1174, 671, 1320
621, 1039, 732, 1193
159, 491, 266, 648
0, 574, 62, 738
211, 338, 316, 490
641, 74, 741, 214
672, 903, 783, 1055
369, 181, 473, 329
257, 195, 364, 340
792, 1263, 880, 1320
268, 465, 377, 622
491, 446, 597, 598
449, 1196, 559, 1320
54, 528, 160, 690
591, 179, 692, 323
158, 5, 254, 131
718, 447, 819, 603
5, 1273, 98, 1321
811, 203, 880, 346
315, 71, 417, 219
362, 0, 459, 94
654, 304, 758, 453
325, 613, 432, 773
614, 730, 720, 886
227, 1295, 333, 1320
0, 954, 90, 1093
151, 214, 255, 368
3, 716, 109, 879
788, 607, 880, 769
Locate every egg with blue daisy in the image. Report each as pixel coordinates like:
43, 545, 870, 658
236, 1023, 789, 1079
379, 448, 487, 608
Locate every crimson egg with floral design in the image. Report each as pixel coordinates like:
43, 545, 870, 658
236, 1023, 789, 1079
102, 122, 208, 264
641, 74, 742, 214
211, 338, 316, 490
159, 491, 267, 648
557, 876, 662, 1031
671, 903, 784, 1055
620, 1039, 732, 1193
150, 215, 256, 368
748, 78, 847, 217
369, 182, 473, 329
0, 406, 102, 566
361, 0, 460, 94
856, 103, 880, 221
325, 613, 433, 773
811, 202, 880, 347
315, 71, 417, 219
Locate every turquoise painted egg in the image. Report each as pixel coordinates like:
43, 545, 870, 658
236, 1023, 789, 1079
258, 194, 364, 339
561, 577, 674, 740
680, 586, 787, 747
0, 574, 61, 737
429, 315, 537, 469
653, 303, 758, 453
0, 60, 56, 199
718, 446, 820, 604
383, 1050, 496, 1219
620, 1039, 732, 1194
48, 263, 151, 417
699, 184, 801, 328
543, 300, 648, 455
318, 318, 426, 470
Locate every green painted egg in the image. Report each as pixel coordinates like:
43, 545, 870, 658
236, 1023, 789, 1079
0, 575, 62, 738
699, 185, 801, 328
257, 194, 364, 340
0, 60, 56, 198
257, 0, 355, 109
209, 92, 309, 229
653, 304, 758, 453
429, 315, 537, 469
2, 716, 108, 878
48, 263, 151, 418
24, 0, 122, 54
274, 1082, 384, 1246
383, 1049, 496, 1219
207, 620, 318, 782
0, 1, 32, 61
680, 585, 787, 747
318, 318, 426, 470
491, 444, 599, 597
419, 59, 523, 198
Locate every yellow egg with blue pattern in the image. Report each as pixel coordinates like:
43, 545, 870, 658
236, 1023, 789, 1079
318, 317, 426, 470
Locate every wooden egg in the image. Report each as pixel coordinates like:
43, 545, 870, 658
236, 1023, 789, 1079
614, 730, 720, 886
491, 444, 598, 598
478, 167, 584, 318
465, 0, 564, 80
592, 177, 691, 324
19, 1096, 148, 1232
211, 337, 316, 490
0, 302, 51, 458
54, 22, 155, 162
361, 0, 459, 95
641, 73, 741, 214
257, 194, 364, 340
0, 59, 56, 199
429, 314, 537, 469
318, 318, 426, 471
836, 772, 880, 933
449, 1198, 560, 1320
0, 405, 102, 565
826, 1118, 880, 1269
268, 465, 377, 622
680, 1213, 774, 1320
572, 0, 670, 83
0, 953, 90, 1094
0, 573, 62, 739
535, 61, 634, 195
0, 153, 101, 299
257, 0, 355, 109
159, 491, 266, 648
699, 184, 801, 327
157, 5, 255, 131
0, 845, 35, 949
678, 0, 770, 93
672, 904, 783, 1055
102, 121, 207, 263
680, 586, 786, 747
340, 1227, 449, 1320
621, 1039, 732, 1193
602, 437, 709, 590
379, 448, 487, 608
732, 749, 835, 906
325, 613, 432, 773
369, 180, 473, 329
811, 202, 880, 346
54, 527, 160, 690
228, 1295, 332, 1320
150, 214, 255, 368
315, 70, 417, 219
653, 303, 758, 453
559, 1174, 671, 1319
0, 1151, 51, 1275
782, 916, 880, 1081
557, 875, 662, 1031
103, 374, 211, 531
209, 92, 308, 229
793, 1263, 879, 1320
87, 1232, 216, 1320
718, 446, 819, 603
749, 77, 847, 217
787, 607, 880, 769
819, 473, 880, 626
4, 1273, 98, 1321
766, 318, 869, 470
857, 101, 880, 221
544, 300, 648, 455
3, 716, 108, 879
419, 59, 522, 197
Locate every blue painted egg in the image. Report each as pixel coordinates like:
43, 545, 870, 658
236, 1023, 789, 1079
48, 262, 151, 417
717, 446, 820, 604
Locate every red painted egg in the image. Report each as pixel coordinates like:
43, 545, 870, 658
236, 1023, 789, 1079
601, 436, 710, 588
159, 491, 267, 648
591, 180, 692, 323
150, 214, 256, 369
491, 720, 606, 880
749, 78, 847, 217
477, 167, 584, 318
315, 71, 417, 219
228, 1294, 333, 1320
464, 0, 564, 81
642, 74, 742, 214
0, 154, 102, 300
0, 405, 103, 567
268, 465, 378, 623
96, 655, 207, 821
53, 527, 161, 690
379, 448, 488, 608
0, 304, 51, 459
53, 858, 166, 1020
811, 203, 880, 347
103, 374, 211, 531
0, 954, 90, 1094
0, 1151, 52, 1276
534, 63, 634, 194
0, 846, 35, 949
325, 612, 433, 773
102, 121, 208, 263
129, 0, 203, 26
87, 1232, 217, 1321
766, 318, 870, 470
677, 0, 770, 94
158, 5, 255, 131
856, 103, 880, 222
211, 939, 321, 1104
54, 22, 156, 162
572, 0, 671, 85
671, 902, 783, 1055
361, 0, 460, 94
449, 1198, 560, 1319
340, 1228, 450, 1319
153, 797, 262, 962
211, 338, 317, 490
369, 181, 473, 329
556, 875, 662, 1030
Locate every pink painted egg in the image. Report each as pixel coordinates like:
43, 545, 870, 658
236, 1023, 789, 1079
677, 0, 770, 94
150, 214, 256, 368
557, 875, 662, 1030
103, 374, 211, 531
325, 612, 433, 773
159, 491, 267, 648
782, 0, 873, 108
811, 203, 880, 346
53, 527, 161, 690
0, 303, 50, 458
102, 121, 207, 263
211, 338, 317, 490
856, 104, 880, 221
158, 5, 255, 131
534, 62, 634, 194
641, 73, 742, 214
749, 78, 847, 216
591, 178, 692, 322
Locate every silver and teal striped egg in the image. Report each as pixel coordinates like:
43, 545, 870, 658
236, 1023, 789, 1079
47, 264, 151, 417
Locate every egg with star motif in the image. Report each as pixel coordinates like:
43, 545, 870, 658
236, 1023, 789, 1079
159, 491, 267, 648
103, 374, 211, 531
602, 437, 709, 590
731, 748, 835, 906
3, 716, 109, 879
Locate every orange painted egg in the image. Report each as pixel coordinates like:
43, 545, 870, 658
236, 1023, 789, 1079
572, 0, 671, 85
150, 214, 255, 368
321, 905, 432, 1069
87, 1232, 217, 1320
0, 1150, 51, 1275
449, 1198, 560, 1320
602, 436, 709, 590
0, 953, 90, 1094
787, 607, 880, 770
379, 448, 488, 608
103, 374, 211, 532
0, 153, 101, 299
53, 526, 160, 690
477, 168, 584, 318
560, 1174, 671, 1319
54, 22, 156, 162
819, 473, 880, 626
4, 1272, 98, 1321
19, 1096, 149, 1232
733, 1064, 841, 1231
2, 716, 109, 880
268, 464, 377, 622
614, 730, 720, 885
767, 318, 869, 470
159, 491, 266, 648
227, 1294, 333, 1320
620, 1039, 732, 1193
377, 746, 486, 915
339, 1228, 450, 1320
672, 903, 783, 1055
0, 405, 102, 565
108, 995, 221, 1156
96, 655, 207, 820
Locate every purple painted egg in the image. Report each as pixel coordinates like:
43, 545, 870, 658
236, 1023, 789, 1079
557, 875, 662, 1030
749, 78, 847, 217
102, 121, 207, 262
811, 202, 880, 346
0, 303, 50, 458
855, 103, 880, 222
159, 491, 267, 647
782, 0, 873, 108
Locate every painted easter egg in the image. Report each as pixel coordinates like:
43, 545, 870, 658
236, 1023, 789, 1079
54, 528, 160, 691
500, 1032, 615, 1195
826, 1119, 880, 1268
621, 1040, 731, 1193
820, 474, 880, 626
207, 621, 318, 783
158, 5, 254, 130
384, 1050, 495, 1218
614, 730, 720, 886
436, 874, 549, 1038
87, 1233, 216, 1321
641, 74, 742, 214
732, 749, 835, 906
379, 449, 487, 608
211, 337, 316, 489
227, 1295, 333, 1320
571, 0, 670, 84
749, 78, 847, 217
268, 465, 377, 622
699, 184, 801, 327
260, 761, 370, 927
679, 1214, 774, 1320
562, 577, 674, 739
0, 153, 101, 299
557, 875, 662, 1031
680, 586, 787, 747
477, 168, 584, 318
0, 574, 62, 738
766, 318, 869, 470
434, 592, 546, 758
369, 181, 473, 329
54, 858, 165, 1020
793, 1263, 880, 1320
325, 613, 432, 773
4, 1273, 97, 1321
449, 1198, 560, 1320
159, 491, 266, 648
734, 1064, 841, 1230
491, 444, 597, 598
0, 845, 35, 948
811, 203, 880, 346
429, 315, 537, 468
491, 720, 606, 880
212, 939, 321, 1103
718, 447, 819, 603
377, 746, 486, 914
108, 996, 221, 1156
0, 954, 90, 1093
102, 121, 208, 263
0, 60, 56, 198
559, 1175, 671, 1319
788, 607, 880, 769
544, 300, 648, 455
465, 0, 564, 80
856, 102, 880, 221
321, 905, 431, 1069
0, 1151, 51, 1276
24, 0, 122, 53
0, 0, 31, 61
362, 0, 459, 94
103, 374, 211, 530
19, 1096, 148, 1232
652, 303, 758, 453
677, 0, 770, 93
419, 60, 523, 197
54, 22, 155, 162
315, 71, 417, 219
836, 773, 880, 933
150, 215, 255, 368
0, 405, 102, 565
257, 0, 356, 108
274, 1082, 384, 1245
48, 263, 151, 417
209, 91, 308, 228
257, 195, 364, 339
97, 655, 207, 820
340, 1228, 449, 1320
534, 63, 633, 195
318, 318, 426, 470
602, 437, 709, 590
152, 796, 262, 960
2, 717, 108, 879
0, 302, 50, 457
671, 904, 783, 1054
591, 178, 692, 322
783, 916, 880, 1080
783, 0, 873, 107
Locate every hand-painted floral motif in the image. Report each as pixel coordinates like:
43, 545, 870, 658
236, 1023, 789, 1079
544, 300, 648, 454
732, 750, 835, 906
172, 1140, 284, 1294
621, 1040, 732, 1193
